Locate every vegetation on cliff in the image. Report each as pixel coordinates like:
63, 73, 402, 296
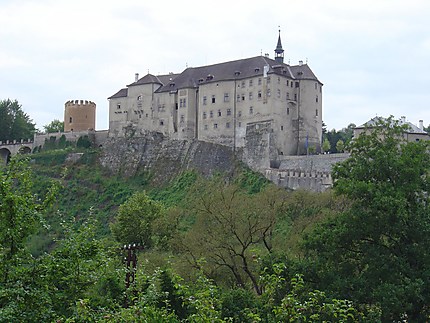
1, 119, 430, 321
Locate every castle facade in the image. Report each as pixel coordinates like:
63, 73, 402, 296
108, 33, 323, 156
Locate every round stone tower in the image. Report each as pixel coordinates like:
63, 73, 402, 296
64, 100, 96, 132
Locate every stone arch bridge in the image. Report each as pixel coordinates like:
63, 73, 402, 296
0, 139, 33, 164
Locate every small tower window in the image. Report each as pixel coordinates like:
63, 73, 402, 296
212, 95, 216, 104
69, 117, 72, 123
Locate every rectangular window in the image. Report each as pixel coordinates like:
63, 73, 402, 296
218, 109, 222, 117
281, 125, 284, 130
287, 107, 290, 115
315, 82, 318, 90
179, 98, 183, 108
316, 109, 318, 116
258, 78, 262, 85
236, 94, 241, 102
204, 124, 208, 130
267, 89, 271, 97
69, 117, 72, 123
238, 122, 242, 127
224, 93, 230, 102
117, 104, 121, 110
249, 106, 253, 114
180, 114, 185, 123
214, 123, 218, 129
295, 82, 299, 88
267, 76, 271, 84
258, 91, 262, 99
294, 94, 297, 101
286, 80, 289, 86
203, 112, 207, 119
277, 89, 281, 98
286, 92, 289, 99
241, 94, 245, 101
203, 96, 207, 105
212, 95, 216, 104
249, 79, 253, 86
316, 95, 319, 103
227, 108, 231, 116
226, 122, 230, 128
238, 110, 242, 117
160, 120, 164, 126
137, 95, 142, 101
249, 92, 253, 100
183, 98, 186, 107
241, 81, 245, 88
210, 111, 213, 118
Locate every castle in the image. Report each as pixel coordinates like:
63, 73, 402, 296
108, 32, 323, 156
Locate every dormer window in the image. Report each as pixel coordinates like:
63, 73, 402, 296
206, 74, 214, 81
137, 95, 142, 101
254, 67, 260, 73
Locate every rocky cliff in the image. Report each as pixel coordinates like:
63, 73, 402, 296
99, 133, 239, 185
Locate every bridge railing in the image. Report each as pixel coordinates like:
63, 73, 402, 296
0, 139, 33, 145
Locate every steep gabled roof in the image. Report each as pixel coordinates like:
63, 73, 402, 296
127, 73, 163, 87
156, 56, 305, 93
290, 64, 320, 82
108, 88, 128, 99
356, 116, 428, 134
109, 56, 322, 97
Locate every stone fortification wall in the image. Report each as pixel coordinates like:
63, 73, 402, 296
99, 133, 237, 184
265, 153, 350, 192
33, 130, 94, 148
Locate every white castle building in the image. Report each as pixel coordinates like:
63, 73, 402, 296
108, 32, 323, 156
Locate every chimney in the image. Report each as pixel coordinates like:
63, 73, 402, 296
419, 119, 424, 130
299, 60, 303, 66
135, 73, 139, 82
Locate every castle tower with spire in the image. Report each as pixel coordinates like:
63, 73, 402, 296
274, 30, 284, 64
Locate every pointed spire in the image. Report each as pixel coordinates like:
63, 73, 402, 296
274, 29, 284, 64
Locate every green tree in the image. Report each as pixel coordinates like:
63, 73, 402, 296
0, 157, 58, 322
323, 123, 355, 153
43, 119, 64, 133
335, 139, 344, 152
322, 138, 331, 153
110, 191, 166, 247
0, 99, 36, 141
178, 182, 286, 294
304, 118, 430, 321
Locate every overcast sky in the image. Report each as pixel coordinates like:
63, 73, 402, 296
1, 0, 429, 131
